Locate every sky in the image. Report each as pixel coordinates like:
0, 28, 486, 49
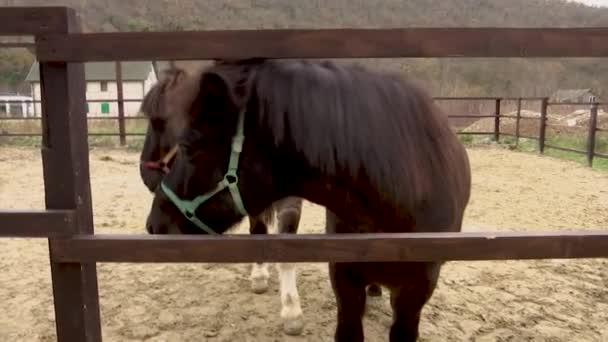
569, 0, 608, 7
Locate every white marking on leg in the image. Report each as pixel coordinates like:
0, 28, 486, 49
278, 263, 303, 335
250, 262, 269, 294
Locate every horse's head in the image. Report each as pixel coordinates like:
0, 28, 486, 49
145, 60, 282, 235
139, 67, 198, 192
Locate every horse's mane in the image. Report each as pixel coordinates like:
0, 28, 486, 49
249, 60, 468, 211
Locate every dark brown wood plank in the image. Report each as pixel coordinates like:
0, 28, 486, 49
39, 10, 102, 342
494, 98, 501, 141
0, 210, 75, 237
539, 98, 549, 153
36, 27, 608, 62
515, 98, 522, 144
587, 103, 599, 167
50, 231, 608, 263
115, 61, 126, 145
0, 7, 72, 35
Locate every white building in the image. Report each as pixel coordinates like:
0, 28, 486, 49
25, 61, 169, 117
0, 94, 35, 117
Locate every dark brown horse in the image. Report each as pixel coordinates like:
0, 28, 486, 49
137, 67, 307, 335
144, 59, 471, 341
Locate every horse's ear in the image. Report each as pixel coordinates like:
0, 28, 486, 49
162, 69, 188, 92
199, 65, 253, 113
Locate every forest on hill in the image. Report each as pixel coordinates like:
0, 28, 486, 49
2, 0, 608, 98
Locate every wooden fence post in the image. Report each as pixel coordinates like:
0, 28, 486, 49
586, 101, 599, 167
493, 98, 501, 142
115, 61, 126, 146
515, 97, 522, 146
39, 8, 102, 342
539, 97, 548, 154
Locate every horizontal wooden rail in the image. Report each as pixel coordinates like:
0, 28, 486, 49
87, 132, 146, 136
500, 115, 541, 120
50, 231, 608, 263
0, 133, 40, 137
448, 115, 497, 119
456, 131, 495, 135
0, 43, 36, 49
0, 7, 74, 35
547, 101, 607, 106
0, 209, 75, 237
501, 133, 540, 140
36, 27, 608, 62
435, 97, 504, 101
0, 132, 146, 137
544, 144, 587, 155
0, 116, 145, 121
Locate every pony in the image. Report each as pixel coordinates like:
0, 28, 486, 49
144, 59, 472, 341
137, 67, 308, 335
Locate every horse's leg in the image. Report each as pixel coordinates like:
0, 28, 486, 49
329, 262, 367, 342
326, 210, 366, 342
388, 262, 441, 342
248, 212, 271, 294
275, 197, 304, 336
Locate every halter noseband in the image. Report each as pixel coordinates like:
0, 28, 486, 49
159, 109, 248, 234
142, 145, 178, 174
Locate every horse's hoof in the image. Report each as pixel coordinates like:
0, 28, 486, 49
282, 318, 304, 336
367, 284, 382, 297
250, 278, 269, 294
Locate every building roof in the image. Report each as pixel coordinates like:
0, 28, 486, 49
550, 88, 595, 101
25, 61, 171, 82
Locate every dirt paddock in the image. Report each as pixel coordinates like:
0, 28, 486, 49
0, 145, 607, 342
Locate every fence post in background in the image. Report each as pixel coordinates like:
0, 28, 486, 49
539, 97, 548, 154
515, 97, 522, 146
493, 98, 501, 142
115, 61, 126, 146
586, 101, 599, 167
38, 8, 102, 342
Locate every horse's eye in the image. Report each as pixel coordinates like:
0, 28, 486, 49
178, 129, 205, 158
179, 142, 195, 156
179, 141, 204, 159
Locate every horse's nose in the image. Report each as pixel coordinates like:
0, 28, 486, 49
145, 215, 155, 234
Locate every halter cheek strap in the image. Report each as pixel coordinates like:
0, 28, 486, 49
160, 109, 248, 234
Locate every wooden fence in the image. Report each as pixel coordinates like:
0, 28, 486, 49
3, 95, 606, 166
1, 7, 607, 342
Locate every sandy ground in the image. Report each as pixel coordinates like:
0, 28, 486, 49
0, 145, 607, 342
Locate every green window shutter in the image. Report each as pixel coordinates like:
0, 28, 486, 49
101, 102, 110, 114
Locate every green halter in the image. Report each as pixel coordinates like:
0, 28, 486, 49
160, 109, 248, 234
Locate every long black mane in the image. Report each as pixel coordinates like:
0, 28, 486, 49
215, 59, 470, 213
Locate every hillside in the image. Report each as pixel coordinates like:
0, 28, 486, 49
2, 0, 608, 97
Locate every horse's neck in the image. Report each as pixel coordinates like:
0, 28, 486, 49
277, 158, 403, 232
